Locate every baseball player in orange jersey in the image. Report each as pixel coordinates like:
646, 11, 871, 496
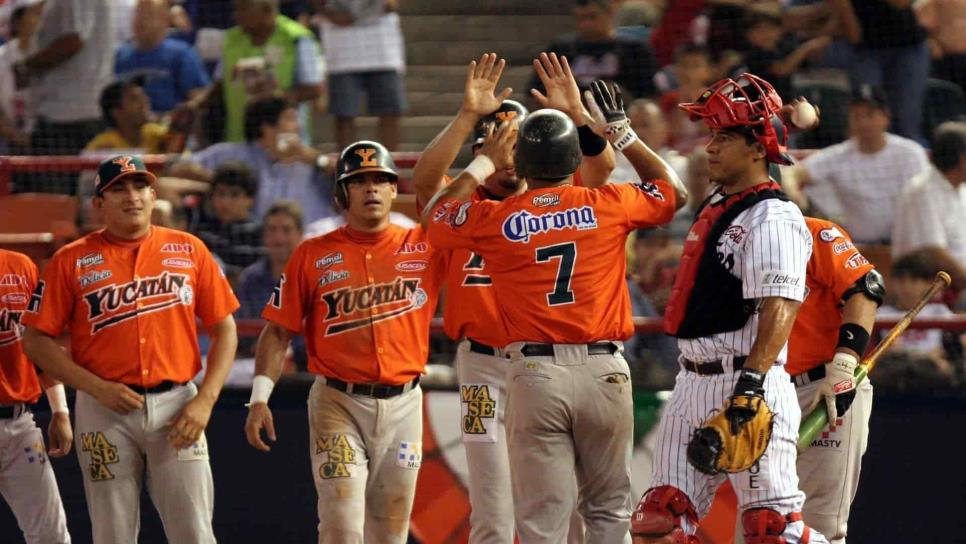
245, 141, 448, 544
424, 79, 688, 543
0, 249, 73, 544
22, 155, 240, 544
411, 52, 615, 544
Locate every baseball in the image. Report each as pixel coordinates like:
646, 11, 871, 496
791, 101, 818, 129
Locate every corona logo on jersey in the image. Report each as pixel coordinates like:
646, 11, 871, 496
81, 431, 119, 481
502, 206, 598, 243
354, 148, 378, 167
315, 434, 356, 479
0, 307, 24, 347
83, 272, 193, 334
460, 384, 496, 436
320, 276, 428, 336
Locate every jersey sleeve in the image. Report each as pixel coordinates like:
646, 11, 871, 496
825, 237, 875, 301
194, 242, 241, 327
260, 244, 310, 333
609, 180, 677, 229
741, 218, 812, 301
21, 252, 75, 337
425, 198, 488, 251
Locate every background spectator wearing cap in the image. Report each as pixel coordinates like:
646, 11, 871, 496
0, 0, 44, 154
15, 0, 116, 156
528, 0, 659, 107
796, 85, 929, 244
85, 77, 174, 153
893, 121, 966, 268
114, 0, 211, 115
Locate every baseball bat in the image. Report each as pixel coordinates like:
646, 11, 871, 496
797, 271, 952, 451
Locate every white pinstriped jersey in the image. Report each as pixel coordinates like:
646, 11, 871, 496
677, 197, 812, 365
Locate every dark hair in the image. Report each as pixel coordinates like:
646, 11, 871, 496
211, 161, 258, 197
891, 247, 966, 288
574, 0, 609, 9
674, 43, 712, 63
243, 96, 292, 142
932, 121, 966, 172
264, 199, 304, 231
99, 77, 145, 128
743, 6, 782, 29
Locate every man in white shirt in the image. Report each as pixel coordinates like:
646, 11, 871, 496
797, 85, 929, 244
893, 121, 966, 268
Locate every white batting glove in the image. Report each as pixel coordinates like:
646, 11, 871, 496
583, 80, 639, 151
819, 352, 858, 424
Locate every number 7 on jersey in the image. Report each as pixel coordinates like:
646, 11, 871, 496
535, 242, 576, 306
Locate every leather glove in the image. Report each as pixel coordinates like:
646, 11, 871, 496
583, 80, 638, 150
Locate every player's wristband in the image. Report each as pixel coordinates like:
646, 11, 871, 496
248, 375, 275, 406
837, 322, 870, 356
577, 124, 607, 157
46, 384, 69, 414
463, 154, 496, 185
603, 119, 639, 151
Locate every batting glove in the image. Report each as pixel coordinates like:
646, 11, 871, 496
583, 80, 638, 151
820, 352, 858, 421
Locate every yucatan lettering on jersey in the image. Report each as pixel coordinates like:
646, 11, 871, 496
84, 272, 192, 333
321, 277, 427, 335
0, 307, 24, 347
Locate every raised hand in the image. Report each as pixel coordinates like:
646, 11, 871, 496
530, 52, 586, 121
462, 53, 513, 117
477, 118, 519, 172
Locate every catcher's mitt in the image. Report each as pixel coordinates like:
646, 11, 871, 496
686, 394, 774, 475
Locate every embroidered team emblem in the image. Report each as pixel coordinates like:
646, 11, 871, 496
320, 277, 427, 336
82, 432, 119, 481
635, 181, 665, 201
112, 156, 137, 172
83, 272, 193, 334
0, 308, 24, 347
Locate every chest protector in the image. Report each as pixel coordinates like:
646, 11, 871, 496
664, 182, 788, 339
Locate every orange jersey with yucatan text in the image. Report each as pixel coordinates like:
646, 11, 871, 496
261, 225, 448, 385
0, 250, 42, 404
427, 180, 677, 344
22, 227, 239, 388
785, 218, 875, 375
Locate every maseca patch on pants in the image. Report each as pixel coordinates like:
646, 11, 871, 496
460, 383, 499, 443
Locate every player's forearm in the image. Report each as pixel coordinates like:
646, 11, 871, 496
413, 110, 480, 205
838, 294, 878, 358
22, 328, 105, 395
577, 144, 616, 188
285, 83, 322, 104
744, 297, 802, 373
254, 322, 294, 382
622, 139, 688, 209
197, 316, 239, 405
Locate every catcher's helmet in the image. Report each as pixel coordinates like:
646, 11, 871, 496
334, 140, 398, 208
514, 109, 582, 181
679, 73, 793, 165
473, 100, 529, 146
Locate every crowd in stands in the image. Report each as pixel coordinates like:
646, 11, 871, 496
0, 0, 964, 387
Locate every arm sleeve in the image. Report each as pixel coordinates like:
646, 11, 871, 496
610, 180, 677, 228
194, 243, 241, 326
294, 36, 323, 85
260, 245, 309, 333
425, 199, 485, 251
21, 254, 75, 337
801, 151, 843, 218
741, 218, 812, 301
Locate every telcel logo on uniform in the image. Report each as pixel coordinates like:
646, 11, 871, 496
502, 206, 598, 243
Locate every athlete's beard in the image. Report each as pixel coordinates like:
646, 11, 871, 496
485, 172, 522, 197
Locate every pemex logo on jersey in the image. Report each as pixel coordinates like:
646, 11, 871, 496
83, 272, 193, 334
320, 276, 428, 336
502, 206, 598, 243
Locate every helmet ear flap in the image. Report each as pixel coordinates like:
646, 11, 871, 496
333, 181, 348, 211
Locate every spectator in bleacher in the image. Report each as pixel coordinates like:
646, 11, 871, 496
893, 121, 966, 268
237, 199, 302, 318
114, 0, 212, 115
915, 0, 966, 94
528, 0, 659, 106
15, 0, 116, 156
659, 43, 713, 153
85, 76, 175, 153
316, 0, 406, 150
170, 96, 336, 223
797, 84, 929, 244
609, 98, 688, 184
0, 0, 44, 155
192, 161, 265, 281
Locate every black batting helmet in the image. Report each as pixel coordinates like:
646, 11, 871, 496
473, 100, 528, 147
334, 140, 398, 208
514, 109, 581, 180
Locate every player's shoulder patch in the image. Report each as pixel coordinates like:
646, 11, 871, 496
818, 226, 845, 243
431, 199, 473, 228
632, 180, 666, 201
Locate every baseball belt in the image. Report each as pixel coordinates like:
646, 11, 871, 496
518, 342, 619, 358
468, 339, 498, 356
0, 403, 29, 419
325, 376, 420, 399
680, 356, 748, 375
127, 380, 187, 395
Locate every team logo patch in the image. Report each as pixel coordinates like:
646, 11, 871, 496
83, 272, 193, 334
396, 441, 422, 469
162, 258, 194, 269
845, 252, 869, 270
24, 440, 46, 464
0, 308, 24, 347
320, 277, 427, 335
819, 227, 844, 242
833, 241, 855, 255
502, 206, 598, 243
453, 202, 472, 227
78, 270, 113, 289
395, 242, 429, 255
758, 271, 803, 288
81, 432, 119, 481
318, 270, 350, 287
1, 293, 27, 304
160, 243, 193, 253
461, 384, 498, 443
723, 225, 747, 244
315, 252, 343, 269
0, 274, 26, 286
532, 193, 561, 208
635, 181, 666, 201
315, 434, 356, 480
177, 434, 209, 461
76, 253, 104, 268
395, 260, 428, 272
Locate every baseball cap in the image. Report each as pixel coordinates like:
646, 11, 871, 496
94, 155, 157, 195
850, 84, 889, 111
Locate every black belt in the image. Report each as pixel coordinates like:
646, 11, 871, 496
0, 404, 29, 419
468, 339, 497, 356
325, 376, 420, 399
520, 342, 619, 358
790, 365, 826, 387
681, 356, 748, 375
127, 381, 185, 395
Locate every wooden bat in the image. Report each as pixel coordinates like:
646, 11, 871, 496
797, 271, 952, 451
